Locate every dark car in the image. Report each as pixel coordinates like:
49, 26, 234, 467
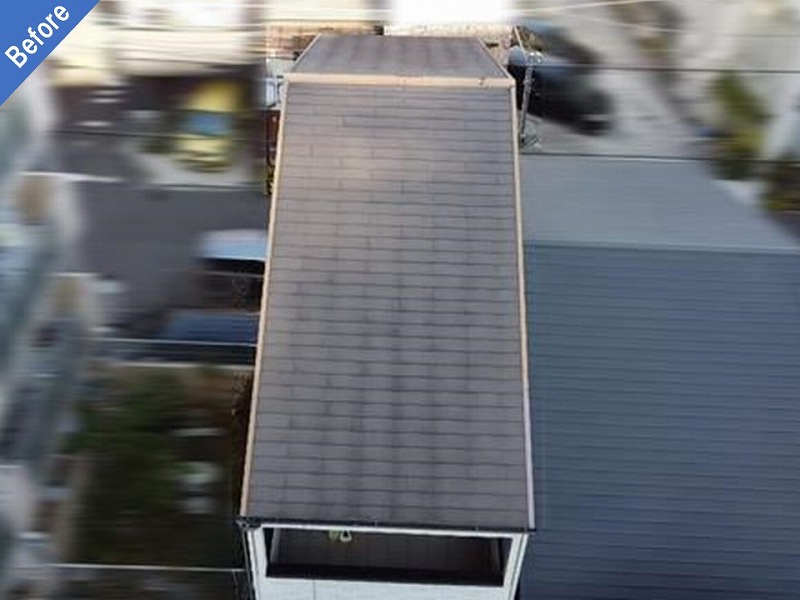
515, 20, 600, 71
507, 47, 612, 135
158, 310, 259, 345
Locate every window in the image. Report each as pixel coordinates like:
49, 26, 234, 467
183, 111, 232, 138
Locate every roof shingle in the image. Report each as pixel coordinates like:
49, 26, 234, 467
243, 37, 531, 532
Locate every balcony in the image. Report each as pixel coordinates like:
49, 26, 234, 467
265, 528, 510, 587
0, 318, 86, 476
0, 222, 56, 373
13, 454, 92, 597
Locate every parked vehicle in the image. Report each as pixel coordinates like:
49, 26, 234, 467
158, 310, 259, 345
174, 80, 241, 171
507, 47, 612, 134
196, 229, 267, 308
515, 20, 600, 71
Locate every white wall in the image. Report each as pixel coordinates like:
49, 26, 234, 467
263, 578, 512, 600
247, 526, 527, 600
121, 0, 245, 29
115, 0, 255, 74
0, 465, 36, 532
264, 0, 373, 22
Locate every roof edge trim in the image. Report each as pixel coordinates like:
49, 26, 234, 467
524, 238, 800, 255
237, 516, 536, 536
509, 86, 536, 530
290, 33, 324, 69
239, 81, 292, 516
285, 72, 514, 88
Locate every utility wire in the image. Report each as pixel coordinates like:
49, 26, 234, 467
97, 0, 800, 37
50, 562, 245, 574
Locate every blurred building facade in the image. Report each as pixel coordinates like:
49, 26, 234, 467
0, 75, 97, 599
114, 0, 263, 76
672, 0, 800, 157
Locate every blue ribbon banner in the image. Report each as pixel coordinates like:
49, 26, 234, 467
1, 0, 100, 106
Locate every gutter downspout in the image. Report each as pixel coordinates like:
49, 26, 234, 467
236, 518, 257, 600
513, 26, 541, 150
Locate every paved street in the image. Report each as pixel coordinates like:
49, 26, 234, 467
45, 11, 780, 321
51, 86, 267, 320
520, 0, 693, 157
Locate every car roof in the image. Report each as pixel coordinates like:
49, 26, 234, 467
158, 310, 259, 344
198, 229, 268, 262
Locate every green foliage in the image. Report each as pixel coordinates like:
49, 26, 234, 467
764, 155, 800, 211
73, 369, 243, 567
142, 132, 171, 154
140, 109, 180, 154
231, 374, 253, 507
712, 128, 763, 180
707, 73, 768, 180
711, 72, 769, 128
75, 372, 187, 522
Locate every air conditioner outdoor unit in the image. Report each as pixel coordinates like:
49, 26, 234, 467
326, 530, 353, 544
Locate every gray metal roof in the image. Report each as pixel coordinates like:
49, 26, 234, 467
521, 155, 799, 251
243, 57, 531, 530
520, 242, 800, 598
292, 34, 509, 79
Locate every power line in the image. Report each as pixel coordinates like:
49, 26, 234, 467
515, 0, 663, 15
522, 150, 780, 165
53, 121, 787, 167
93, 0, 800, 39
50, 562, 245, 574
561, 10, 800, 37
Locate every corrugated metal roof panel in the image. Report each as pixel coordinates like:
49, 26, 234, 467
521, 243, 800, 599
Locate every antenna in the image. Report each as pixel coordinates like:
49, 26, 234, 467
513, 25, 543, 152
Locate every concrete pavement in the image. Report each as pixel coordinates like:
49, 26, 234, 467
520, 0, 693, 157
76, 178, 265, 317
51, 86, 266, 318
532, 66, 694, 158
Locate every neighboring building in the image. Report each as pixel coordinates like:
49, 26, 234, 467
264, 0, 377, 23
519, 156, 800, 599
239, 35, 534, 600
115, 0, 263, 76
0, 75, 96, 599
46, 3, 118, 87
